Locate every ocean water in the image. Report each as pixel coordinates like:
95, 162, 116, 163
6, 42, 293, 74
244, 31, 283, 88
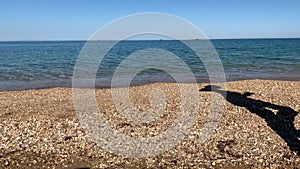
0, 39, 299, 91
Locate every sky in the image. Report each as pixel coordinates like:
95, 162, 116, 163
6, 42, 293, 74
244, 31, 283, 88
1, 0, 300, 41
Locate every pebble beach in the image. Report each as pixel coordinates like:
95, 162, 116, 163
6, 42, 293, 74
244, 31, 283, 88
0, 79, 299, 168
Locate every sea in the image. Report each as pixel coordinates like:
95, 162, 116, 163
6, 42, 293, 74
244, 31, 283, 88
0, 39, 299, 91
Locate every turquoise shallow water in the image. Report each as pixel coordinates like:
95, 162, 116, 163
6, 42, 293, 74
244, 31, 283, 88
0, 39, 299, 91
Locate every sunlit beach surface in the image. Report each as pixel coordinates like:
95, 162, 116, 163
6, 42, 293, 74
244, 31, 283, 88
0, 79, 299, 168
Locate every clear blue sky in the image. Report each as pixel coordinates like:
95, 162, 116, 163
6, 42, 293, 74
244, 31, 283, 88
1, 0, 300, 40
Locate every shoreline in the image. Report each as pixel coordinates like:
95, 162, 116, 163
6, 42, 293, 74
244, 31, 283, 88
1, 76, 299, 92
0, 79, 299, 168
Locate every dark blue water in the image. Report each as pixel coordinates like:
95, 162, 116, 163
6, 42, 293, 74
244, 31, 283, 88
0, 39, 299, 91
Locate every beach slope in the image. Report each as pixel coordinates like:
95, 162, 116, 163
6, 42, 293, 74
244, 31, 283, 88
0, 79, 299, 168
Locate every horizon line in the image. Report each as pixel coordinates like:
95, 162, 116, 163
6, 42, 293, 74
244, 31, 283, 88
1, 37, 300, 42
